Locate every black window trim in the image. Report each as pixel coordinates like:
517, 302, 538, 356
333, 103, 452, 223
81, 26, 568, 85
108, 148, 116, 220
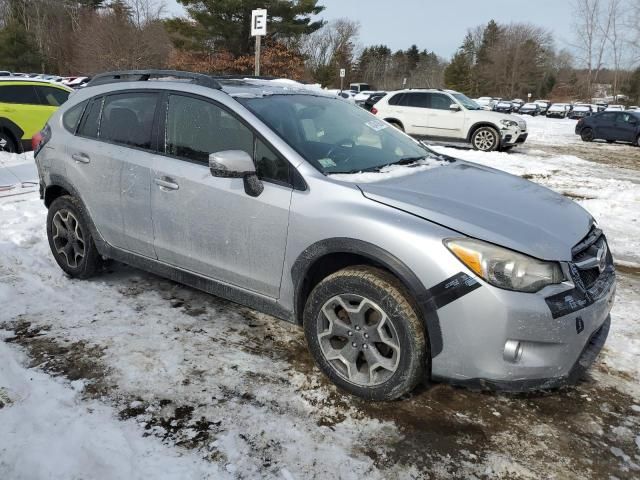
158, 90, 303, 190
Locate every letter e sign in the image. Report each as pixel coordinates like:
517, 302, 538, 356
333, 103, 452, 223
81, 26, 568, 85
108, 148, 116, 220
251, 9, 267, 36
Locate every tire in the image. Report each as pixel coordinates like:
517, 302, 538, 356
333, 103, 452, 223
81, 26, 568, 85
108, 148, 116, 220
0, 131, 17, 153
636, 134, 640, 147
471, 126, 500, 152
303, 266, 427, 401
47, 195, 103, 279
581, 128, 594, 142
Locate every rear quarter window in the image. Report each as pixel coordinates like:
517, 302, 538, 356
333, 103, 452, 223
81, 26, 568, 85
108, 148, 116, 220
36, 86, 70, 106
78, 97, 103, 139
63, 100, 88, 134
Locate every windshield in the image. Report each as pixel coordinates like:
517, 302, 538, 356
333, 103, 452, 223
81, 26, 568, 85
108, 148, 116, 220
237, 94, 439, 174
523, 103, 537, 108
452, 93, 481, 110
574, 106, 590, 111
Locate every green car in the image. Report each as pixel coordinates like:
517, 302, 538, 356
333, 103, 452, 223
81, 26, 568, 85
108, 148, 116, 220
0, 79, 72, 153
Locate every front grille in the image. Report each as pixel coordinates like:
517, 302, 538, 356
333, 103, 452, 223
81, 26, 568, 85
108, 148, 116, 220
571, 230, 612, 290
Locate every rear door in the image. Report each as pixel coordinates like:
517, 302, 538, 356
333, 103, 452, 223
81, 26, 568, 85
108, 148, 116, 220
596, 112, 617, 139
150, 93, 293, 297
66, 91, 160, 256
424, 92, 466, 138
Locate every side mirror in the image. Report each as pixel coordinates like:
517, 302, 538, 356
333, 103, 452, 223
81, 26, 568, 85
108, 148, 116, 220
209, 150, 264, 197
449, 103, 461, 112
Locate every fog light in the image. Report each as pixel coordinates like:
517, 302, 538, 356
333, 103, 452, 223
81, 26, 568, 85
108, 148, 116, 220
503, 340, 523, 363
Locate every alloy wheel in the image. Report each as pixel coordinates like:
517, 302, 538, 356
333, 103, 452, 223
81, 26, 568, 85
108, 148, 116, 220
316, 294, 400, 386
52, 209, 86, 269
473, 129, 496, 151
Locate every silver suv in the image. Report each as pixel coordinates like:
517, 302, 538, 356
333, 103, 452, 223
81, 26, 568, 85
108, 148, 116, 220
34, 70, 616, 400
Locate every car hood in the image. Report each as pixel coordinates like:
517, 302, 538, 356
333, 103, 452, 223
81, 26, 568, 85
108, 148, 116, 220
358, 161, 593, 261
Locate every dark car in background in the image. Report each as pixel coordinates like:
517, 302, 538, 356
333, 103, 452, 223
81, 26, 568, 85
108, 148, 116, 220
568, 105, 593, 120
518, 103, 541, 116
575, 111, 640, 145
363, 91, 386, 111
546, 103, 572, 119
494, 101, 515, 113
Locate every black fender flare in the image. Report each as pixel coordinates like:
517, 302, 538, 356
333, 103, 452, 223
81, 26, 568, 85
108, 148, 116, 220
467, 122, 500, 142
291, 237, 444, 357
0, 117, 25, 149
382, 118, 404, 129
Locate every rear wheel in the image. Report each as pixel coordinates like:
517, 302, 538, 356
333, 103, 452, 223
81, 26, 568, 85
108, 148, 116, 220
47, 196, 103, 279
471, 126, 500, 152
303, 266, 427, 401
581, 128, 594, 142
386, 120, 404, 132
0, 131, 17, 153
636, 134, 640, 147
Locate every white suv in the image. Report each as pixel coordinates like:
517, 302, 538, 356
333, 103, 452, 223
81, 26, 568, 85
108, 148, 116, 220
372, 89, 528, 152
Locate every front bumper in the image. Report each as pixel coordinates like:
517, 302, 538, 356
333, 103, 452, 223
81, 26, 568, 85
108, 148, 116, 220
500, 128, 528, 147
431, 260, 616, 392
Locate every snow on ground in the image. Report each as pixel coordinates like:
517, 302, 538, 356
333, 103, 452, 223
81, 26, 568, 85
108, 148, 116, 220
1, 117, 640, 479
0, 337, 225, 480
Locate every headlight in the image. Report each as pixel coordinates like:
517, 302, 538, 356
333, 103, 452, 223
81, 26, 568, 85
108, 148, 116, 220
444, 238, 564, 293
500, 119, 518, 128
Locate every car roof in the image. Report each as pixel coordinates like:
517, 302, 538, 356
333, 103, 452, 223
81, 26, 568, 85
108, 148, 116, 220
0, 77, 73, 89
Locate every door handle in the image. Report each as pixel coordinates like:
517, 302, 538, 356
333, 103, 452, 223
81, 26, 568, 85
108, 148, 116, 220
72, 152, 90, 164
154, 177, 179, 191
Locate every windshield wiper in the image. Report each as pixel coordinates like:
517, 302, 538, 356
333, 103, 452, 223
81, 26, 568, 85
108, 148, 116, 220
370, 156, 426, 171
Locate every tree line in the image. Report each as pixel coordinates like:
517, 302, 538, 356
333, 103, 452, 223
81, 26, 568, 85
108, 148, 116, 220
0, 0, 639, 103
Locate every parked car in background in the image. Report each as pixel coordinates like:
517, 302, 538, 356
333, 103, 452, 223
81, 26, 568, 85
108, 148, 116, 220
474, 97, 493, 110
546, 103, 572, 119
326, 89, 357, 103
363, 91, 387, 111
66, 76, 91, 89
534, 100, 550, 114
373, 88, 527, 151
628, 106, 640, 111
511, 99, 524, 112
0, 78, 72, 152
518, 103, 541, 116
34, 70, 613, 399
0, 71, 12, 77
354, 90, 374, 107
568, 105, 593, 120
605, 105, 625, 112
576, 110, 640, 145
494, 101, 515, 113
349, 83, 371, 93
595, 102, 608, 112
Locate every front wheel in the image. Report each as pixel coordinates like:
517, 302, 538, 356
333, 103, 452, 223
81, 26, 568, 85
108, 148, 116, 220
303, 266, 427, 401
47, 195, 103, 279
581, 128, 594, 142
471, 126, 500, 152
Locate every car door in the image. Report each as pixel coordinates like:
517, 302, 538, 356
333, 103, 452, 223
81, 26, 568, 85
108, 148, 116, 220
397, 92, 430, 136
424, 93, 466, 138
66, 91, 159, 257
0, 84, 48, 143
595, 112, 617, 139
613, 112, 638, 142
150, 93, 293, 298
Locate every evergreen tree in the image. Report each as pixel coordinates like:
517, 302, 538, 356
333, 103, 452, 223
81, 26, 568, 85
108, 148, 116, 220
444, 49, 472, 93
0, 22, 43, 72
170, 0, 325, 56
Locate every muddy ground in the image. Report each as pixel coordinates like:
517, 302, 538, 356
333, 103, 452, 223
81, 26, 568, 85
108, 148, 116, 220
2, 266, 639, 479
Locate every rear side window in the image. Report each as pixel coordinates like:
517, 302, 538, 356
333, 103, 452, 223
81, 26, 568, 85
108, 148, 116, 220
0, 85, 40, 104
36, 86, 70, 106
100, 92, 158, 150
430, 93, 453, 110
405, 92, 429, 108
388, 93, 405, 106
63, 100, 88, 133
78, 97, 103, 138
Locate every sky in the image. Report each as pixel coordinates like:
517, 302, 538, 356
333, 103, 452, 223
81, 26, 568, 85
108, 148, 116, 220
164, 0, 575, 59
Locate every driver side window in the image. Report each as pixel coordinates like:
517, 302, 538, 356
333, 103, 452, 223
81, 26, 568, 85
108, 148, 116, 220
165, 94, 291, 184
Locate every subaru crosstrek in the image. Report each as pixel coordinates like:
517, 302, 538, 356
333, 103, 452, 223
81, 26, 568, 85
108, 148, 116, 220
34, 70, 615, 400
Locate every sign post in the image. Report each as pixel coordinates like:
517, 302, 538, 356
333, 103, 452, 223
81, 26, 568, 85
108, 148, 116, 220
251, 9, 267, 76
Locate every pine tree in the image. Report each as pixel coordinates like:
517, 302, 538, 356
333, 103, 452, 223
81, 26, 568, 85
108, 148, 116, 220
170, 0, 325, 56
0, 22, 43, 72
444, 49, 472, 93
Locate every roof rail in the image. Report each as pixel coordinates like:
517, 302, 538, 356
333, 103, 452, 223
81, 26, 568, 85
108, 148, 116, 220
86, 70, 222, 89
